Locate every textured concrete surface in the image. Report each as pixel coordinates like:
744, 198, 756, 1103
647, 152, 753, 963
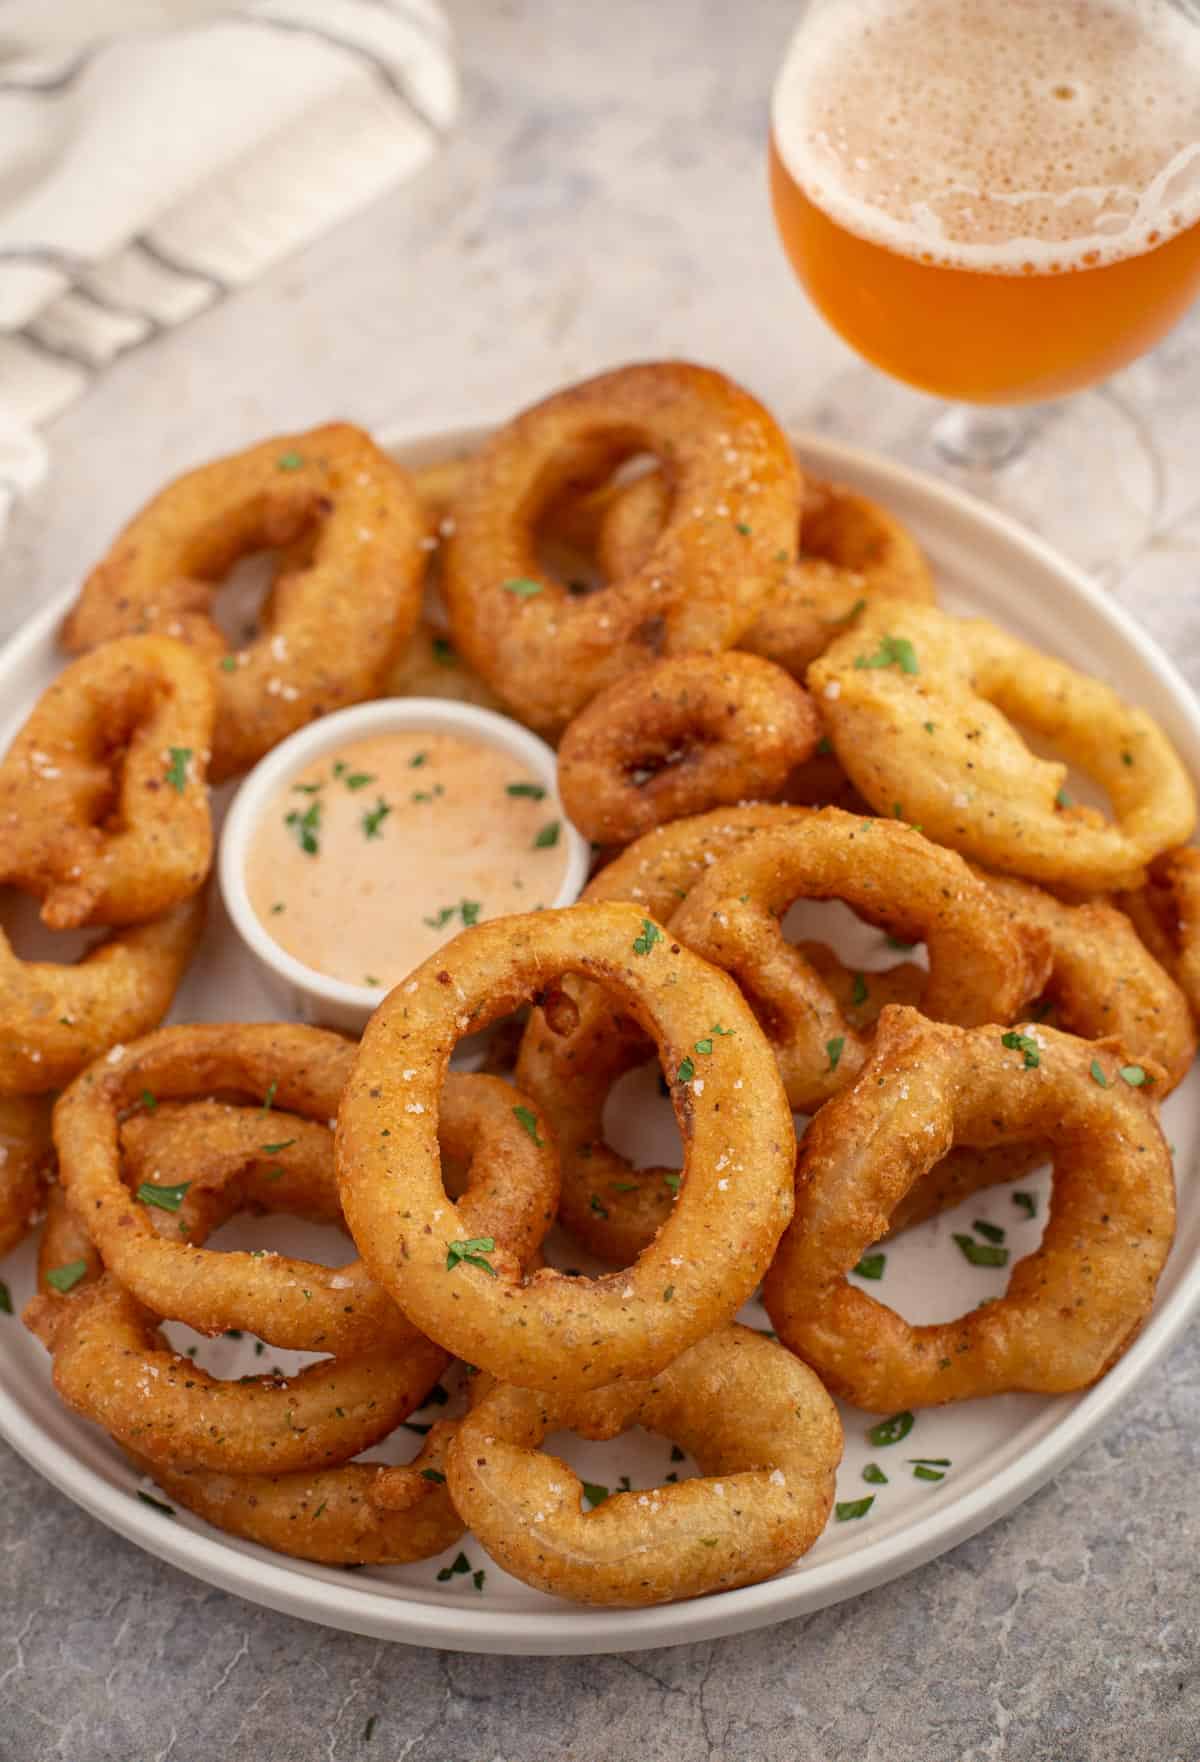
3, 2, 1200, 1757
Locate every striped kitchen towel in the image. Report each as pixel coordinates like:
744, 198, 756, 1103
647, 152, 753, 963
0, 0, 459, 533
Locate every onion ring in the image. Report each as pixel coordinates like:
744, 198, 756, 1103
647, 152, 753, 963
61, 424, 426, 781
0, 897, 204, 1096
446, 1324, 841, 1606
557, 653, 822, 844
443, 363, 801, 734
0, 1094, 53, 1259
809, 601, 1197, 892
669, 809, 1048, 1110
0, 636, 214, 930
54, 1025, 556, 1354
598, 471, 936, 677
337, 901, 795, 1391
1119, 848, 1200, 1027
28, 1180, 466, 1562
763, 1006, 1175, 1408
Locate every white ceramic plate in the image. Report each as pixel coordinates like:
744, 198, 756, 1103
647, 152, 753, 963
2, 427, 1198, 1657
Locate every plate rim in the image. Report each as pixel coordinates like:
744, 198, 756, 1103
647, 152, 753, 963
3, 421, 1199, 1655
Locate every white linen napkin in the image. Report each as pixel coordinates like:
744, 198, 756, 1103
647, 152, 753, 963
0, 0, 459, 534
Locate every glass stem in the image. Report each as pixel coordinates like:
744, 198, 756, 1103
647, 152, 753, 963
932, 403, 1039, 470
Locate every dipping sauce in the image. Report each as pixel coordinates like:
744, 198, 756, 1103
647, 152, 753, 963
245, 730, 568, 989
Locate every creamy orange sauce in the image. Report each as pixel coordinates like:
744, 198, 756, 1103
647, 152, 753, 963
246, 731, 568, 988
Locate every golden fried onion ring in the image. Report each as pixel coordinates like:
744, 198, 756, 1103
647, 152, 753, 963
1119, 847, 1200, 1028
443, 363, 800, 734
54, 1026, 556, 1355
338, 901, 795, 1391
598, 470, 936, 678
557, 653, 822, 845
61, 424, 426, 781
670, 809, 1048, 1111
0, 897, 205, 1096
764, 1007, 1175, 1408
447, 1325, 841, 1606
0, 636, 214, 930
810, 601, 1197, 892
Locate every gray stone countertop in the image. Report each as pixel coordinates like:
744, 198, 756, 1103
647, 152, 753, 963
2, 3, 1200, 1757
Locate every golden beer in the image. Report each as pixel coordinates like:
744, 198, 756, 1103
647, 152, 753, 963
771, 0, 1200, 404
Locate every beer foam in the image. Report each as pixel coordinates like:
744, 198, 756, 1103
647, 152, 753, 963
773, 0, 1200, 272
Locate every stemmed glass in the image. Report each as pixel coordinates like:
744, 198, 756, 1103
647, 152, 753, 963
768, 0, 1200, 575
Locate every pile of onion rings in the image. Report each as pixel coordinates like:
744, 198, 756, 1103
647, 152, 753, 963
0, 361, 1193, 1611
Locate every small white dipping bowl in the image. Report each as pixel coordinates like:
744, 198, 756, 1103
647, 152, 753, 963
219, 697, 590, 1033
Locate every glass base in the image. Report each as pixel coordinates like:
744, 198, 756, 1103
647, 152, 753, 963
803, 369, 1166, 585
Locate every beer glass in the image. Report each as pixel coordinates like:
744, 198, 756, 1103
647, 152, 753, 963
770, 0, 1200, 568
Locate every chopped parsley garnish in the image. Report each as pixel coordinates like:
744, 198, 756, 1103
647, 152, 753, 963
923, 721, 935, 733
472, 1570, 486, 1592
220, 655, 237, 672
735, 520, 752, 536
362, 798, 392, 839
432, 636, 457, 667
909, 1457, 951, 1467
460, 900, 481, 926
420, 1468, 447, 1484
285, 799, 322, 855
663, 1285, 674, 1302
1056, 787, 1072, 809
343, 771, 375, 792
136, 1490, 175, 1516
140, 1089, 158, 1112
364, 974, 380, 987
851, 973, 869, 1007
445, 1236, 497, 1276
913, 1464, 946, 1482
677, 1057, 695, 1085
270, 902, 285, 914
589, 1194, 609, 1217
533, 820, 560, 849
164, 747, 191, 793
1090, 1059, 1109, 1088
137, 1180, 190, 1214
632, 919, 663, 956
436, 1550, 472, 1582
1013, 1191, 1037, 1219
1001, 1029, 1040, 1068
663, 1173, 682, 1194
513, 1104, 543, 1145
866, 1410, 914, 1447
1120, 1064, 1148, 1087
293, 781, 322, 795
853, 1252, 886, 1280
506, 781, 546, 799
260, 1139, 295, 1155
853, 634, 919, 675
953, 1232, 1009, 1268
972, 1219, 1005, 1244
582, 1481, 610, 1508
826, 1036, 845, 1072
862, 1463, 887, 1485
0, 1282, 11, 1316
885, 935, 916, 952
502, 577, 543, 597
261, 1081, 277, 1113
409, 751, 428, 768
694, 1037, 713, 1056
276, 450, 305, 471
815, 735, 833, 756
835, 1497, 874, 1521
46, 1260, 88, 1294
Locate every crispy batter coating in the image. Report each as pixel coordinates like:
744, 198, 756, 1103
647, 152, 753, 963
443, 363, 801, 734
599, 471, 936, 678
809, 601, 1197, 892
0, 896, 205, 1096
0, 1093, 53, 1259
557, 653, 821, 844
448, 1325, 841, 1606
1119, 847, 1200, 1027
670, 810, 1048, 1110
764, 1008, 1175, 1408
0, 636, 214, 930
54, 1027, 556, 1355
338, 901, 794, 1391
61, 424, 426, 781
